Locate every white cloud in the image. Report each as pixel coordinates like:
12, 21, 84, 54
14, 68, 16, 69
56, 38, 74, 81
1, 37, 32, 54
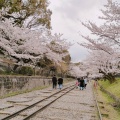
49, 0, 108, 62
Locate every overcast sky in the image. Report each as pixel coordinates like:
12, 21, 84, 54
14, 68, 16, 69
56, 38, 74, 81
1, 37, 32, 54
49, 0, 108, 62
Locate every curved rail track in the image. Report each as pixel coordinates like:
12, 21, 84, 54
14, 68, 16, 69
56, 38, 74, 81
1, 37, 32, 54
1, 84, 75, 120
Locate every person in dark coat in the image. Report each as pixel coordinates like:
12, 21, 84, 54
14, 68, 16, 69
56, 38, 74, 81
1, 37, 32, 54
58, 77, 63, 90
52, 75, 57, 89
79, 77, 85, 90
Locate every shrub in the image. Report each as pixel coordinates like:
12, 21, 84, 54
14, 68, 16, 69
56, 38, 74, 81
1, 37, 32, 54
18, 66, 33, 75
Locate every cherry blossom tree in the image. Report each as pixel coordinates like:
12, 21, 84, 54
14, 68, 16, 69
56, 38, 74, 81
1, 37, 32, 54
0, 1, 72, 75
0, 17, 72, 75
78, 0, 120, 82
68, 63, 87, 78
80, 0, 120, 53
81, 50, 120, 83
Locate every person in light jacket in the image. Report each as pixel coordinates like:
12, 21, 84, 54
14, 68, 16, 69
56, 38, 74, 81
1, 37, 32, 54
84, 77, 88, 89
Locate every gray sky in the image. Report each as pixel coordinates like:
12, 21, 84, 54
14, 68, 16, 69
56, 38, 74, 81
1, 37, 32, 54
49, 0, 107, 62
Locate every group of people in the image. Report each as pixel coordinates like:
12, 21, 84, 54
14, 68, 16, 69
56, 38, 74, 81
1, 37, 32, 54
52, 75, 89, 90
76, 77, 88, 90
52, 75, 63, 90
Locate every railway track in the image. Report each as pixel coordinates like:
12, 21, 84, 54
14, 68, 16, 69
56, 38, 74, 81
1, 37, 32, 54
1, 84, 75, 120
29, 82, 100, 120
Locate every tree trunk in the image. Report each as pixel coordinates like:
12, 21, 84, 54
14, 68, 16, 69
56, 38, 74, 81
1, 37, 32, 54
99, 70, 116, 83
105, 73, 116, 83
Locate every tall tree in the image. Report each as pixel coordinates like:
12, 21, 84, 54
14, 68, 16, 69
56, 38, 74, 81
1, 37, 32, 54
83, 51, 120, 83
0, 18, 72, 72
0, 0, 52, 29
79, 0, 120, 82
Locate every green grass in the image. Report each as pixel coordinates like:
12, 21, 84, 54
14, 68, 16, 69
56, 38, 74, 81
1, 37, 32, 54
101, 89, 114, 103
0, 85, 49, 99
96, 85, 120, 120
99, 78, 120, 98
98, 77, 120, 119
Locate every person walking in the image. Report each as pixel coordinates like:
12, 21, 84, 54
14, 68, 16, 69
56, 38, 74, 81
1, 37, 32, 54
84, 77, 88, 89
52, 75, 57, 89
58, 77, 63, 90
94, 78, 98, 89
76, 78, 80, 89
79, 77, 85, 90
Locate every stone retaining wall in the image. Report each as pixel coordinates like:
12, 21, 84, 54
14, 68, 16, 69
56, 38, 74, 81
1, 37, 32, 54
0, 76, 52, 97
